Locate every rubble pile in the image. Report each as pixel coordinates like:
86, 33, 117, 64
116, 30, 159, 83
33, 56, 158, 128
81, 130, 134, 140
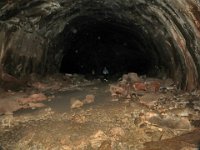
109, 72, 176, 102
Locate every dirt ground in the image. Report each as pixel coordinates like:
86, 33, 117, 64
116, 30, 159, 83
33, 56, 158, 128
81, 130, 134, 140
0, 73, 200, 150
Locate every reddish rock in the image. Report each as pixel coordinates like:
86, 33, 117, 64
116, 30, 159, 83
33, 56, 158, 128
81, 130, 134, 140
133, 82, 146, 91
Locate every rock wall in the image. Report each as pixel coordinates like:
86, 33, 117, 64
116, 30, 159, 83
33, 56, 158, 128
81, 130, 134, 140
0, 0, 200, 90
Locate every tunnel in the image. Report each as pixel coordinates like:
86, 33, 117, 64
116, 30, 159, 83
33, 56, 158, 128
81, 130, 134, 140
59, 16, 159, 79
2, 1, 200, 149
0, 0, 200, 90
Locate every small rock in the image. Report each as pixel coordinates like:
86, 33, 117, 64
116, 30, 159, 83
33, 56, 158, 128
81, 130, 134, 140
70, 98, 84, 109
83, 94, 95, 104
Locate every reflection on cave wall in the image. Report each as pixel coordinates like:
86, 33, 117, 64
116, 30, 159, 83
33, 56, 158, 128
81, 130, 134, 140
0, 0, 200, 90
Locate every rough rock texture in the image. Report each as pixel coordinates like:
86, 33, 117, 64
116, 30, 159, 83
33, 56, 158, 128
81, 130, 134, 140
0, 0, 200, 90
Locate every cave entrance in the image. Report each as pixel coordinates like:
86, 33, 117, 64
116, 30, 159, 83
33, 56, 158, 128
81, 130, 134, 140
59, 17, 164, 80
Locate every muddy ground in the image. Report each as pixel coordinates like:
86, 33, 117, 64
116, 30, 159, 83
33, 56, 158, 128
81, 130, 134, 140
0, 73, 200, 150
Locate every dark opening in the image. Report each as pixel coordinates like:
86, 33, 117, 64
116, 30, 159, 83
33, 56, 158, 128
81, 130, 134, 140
59, 17, 162, 79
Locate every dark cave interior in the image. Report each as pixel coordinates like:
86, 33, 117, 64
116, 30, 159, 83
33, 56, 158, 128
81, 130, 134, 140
59, 16, 167, 79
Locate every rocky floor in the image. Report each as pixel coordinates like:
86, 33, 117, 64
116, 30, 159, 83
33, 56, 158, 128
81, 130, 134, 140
0, 73, 200, 150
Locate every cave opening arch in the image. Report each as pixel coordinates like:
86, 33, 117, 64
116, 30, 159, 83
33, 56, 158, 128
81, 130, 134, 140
53, 15, 173, 81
